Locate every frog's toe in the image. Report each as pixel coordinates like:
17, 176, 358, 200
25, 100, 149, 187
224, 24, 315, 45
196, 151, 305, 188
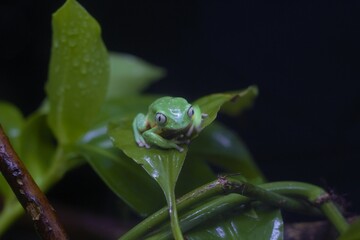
137, 140, 150, 149
174, 144, 184, 152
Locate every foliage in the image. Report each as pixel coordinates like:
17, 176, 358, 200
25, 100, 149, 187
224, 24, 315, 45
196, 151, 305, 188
0, 0, 350, 239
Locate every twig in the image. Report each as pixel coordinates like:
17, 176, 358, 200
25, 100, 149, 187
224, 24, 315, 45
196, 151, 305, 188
0, 125, 68, 239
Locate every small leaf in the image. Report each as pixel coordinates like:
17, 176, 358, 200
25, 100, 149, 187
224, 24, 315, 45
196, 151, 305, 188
220, 86, 258, 116
46, 0, 109, 144
0, 101, 24, 150
187, 208, 283, 240
194, 86, 258, 129
107, 52, 165, 99
18, 112, 56, 187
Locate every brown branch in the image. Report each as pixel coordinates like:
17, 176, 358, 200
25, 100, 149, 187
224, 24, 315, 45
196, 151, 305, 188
0, 125, 68, 240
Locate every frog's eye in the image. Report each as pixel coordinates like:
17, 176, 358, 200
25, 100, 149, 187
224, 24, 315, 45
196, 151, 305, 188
187, 106, 195, 117
155, 113, 167, 125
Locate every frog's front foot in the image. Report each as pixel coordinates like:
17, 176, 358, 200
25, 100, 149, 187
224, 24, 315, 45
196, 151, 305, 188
136, 136, 150, 149
137, 141, 150, 149
175, 145, 184, 152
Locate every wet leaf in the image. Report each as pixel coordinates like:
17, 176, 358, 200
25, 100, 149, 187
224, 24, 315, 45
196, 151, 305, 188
108, 119, 187, 196
187, 208, 283, 240
46, 0, 109, 144
109, 118, 187, 238
81, 96, 171, 215
107, 52, 165, 99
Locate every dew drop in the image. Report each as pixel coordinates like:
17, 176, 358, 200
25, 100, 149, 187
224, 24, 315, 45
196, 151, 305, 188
81, 65, 87, 74
78, 81, 86, 89
69, 39, 77, 47
83, 54, 90, 62
72, 58, 79, 67
74, 102, 80, 108
60, 35, 66, 43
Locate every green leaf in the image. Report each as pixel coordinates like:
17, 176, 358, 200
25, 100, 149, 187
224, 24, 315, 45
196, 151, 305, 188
18, 112, 56, 187
0, 101, 24, 150
220, 87, 258, 116
187, 208, 283, 240
80, 145, 165, 215
46, 0, 109, 144
189, 122, 265, 184
194, 86, 258, 129
107, 53, 165, 99
109, 119, 187, 238
338, 219, 360, 240
81, 96, 169, 215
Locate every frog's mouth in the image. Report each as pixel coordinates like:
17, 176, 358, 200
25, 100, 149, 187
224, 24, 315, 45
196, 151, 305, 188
160, 124, 197, 140
161, 113, 207, 140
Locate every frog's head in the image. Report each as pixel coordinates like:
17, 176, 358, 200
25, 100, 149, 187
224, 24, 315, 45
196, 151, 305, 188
149, 97, 202, 135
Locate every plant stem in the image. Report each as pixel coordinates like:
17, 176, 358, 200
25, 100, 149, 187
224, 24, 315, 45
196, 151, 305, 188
146, 194, 250, 240
261, 181, 349, 234
120, 177, 348, 239
0, 125, 68, 239
166, 189, 183, 240
119, 179, 223, 240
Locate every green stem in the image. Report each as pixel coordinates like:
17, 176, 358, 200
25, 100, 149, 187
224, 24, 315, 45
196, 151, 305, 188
120, 178, 348, 239
147, 179, 321, 240
262, 181, 349, 234
166, 189, 183, 240
147, 194, 249, 240
119, 179, 223, 240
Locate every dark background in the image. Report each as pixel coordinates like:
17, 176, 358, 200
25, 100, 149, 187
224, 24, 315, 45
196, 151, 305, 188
1, 0, 360, 219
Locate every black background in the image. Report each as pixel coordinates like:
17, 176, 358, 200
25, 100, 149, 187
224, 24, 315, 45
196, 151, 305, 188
1, 0, 360, 216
